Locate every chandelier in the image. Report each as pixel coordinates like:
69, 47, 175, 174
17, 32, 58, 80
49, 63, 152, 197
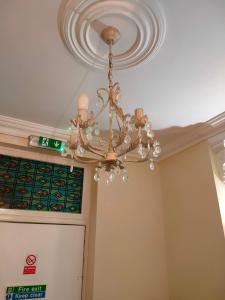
64, 27, 161, 183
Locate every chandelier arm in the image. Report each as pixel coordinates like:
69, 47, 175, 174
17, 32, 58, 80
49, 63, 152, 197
72, 154, 101, 164
112, 102, 125, 122
71, 119, 78, 128
114, 113, 132, 149
117, 139, 140, 158
79, 129, 105, 158
113, 82, 120, 89
113, 129, 126, 149
83, 144, 105, 158
87, 88, 109, 126
115, 115, 122, 132
124, 157, 149, 163
79, 128, 106, 152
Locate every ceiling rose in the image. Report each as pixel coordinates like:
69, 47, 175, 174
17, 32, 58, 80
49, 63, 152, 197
60, 0, 166, 70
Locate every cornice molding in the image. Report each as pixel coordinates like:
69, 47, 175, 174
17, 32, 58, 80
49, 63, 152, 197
0, 114, 69, 141
0, 112, 225, 160
159, 112, 225, 160
208, 130, 225, 154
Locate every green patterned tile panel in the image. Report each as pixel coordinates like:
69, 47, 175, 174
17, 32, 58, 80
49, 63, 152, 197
0, 154, 84, 213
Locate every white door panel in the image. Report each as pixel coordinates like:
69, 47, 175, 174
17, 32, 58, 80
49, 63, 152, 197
0, 222, 85, 300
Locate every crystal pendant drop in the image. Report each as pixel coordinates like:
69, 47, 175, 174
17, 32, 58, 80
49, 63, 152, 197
153, 140, 160, 146
153, 151, 159, 158
86, 133, 93, 141
70, 165, 74, 172
154, 146, 161, 154
145, 122, 151, 131
94, 173, 100, 182
114, 167, 120, 176
77, 145, 85, 157
138, 144, 145, 158
94, 126, 100, 136
122, 172, 128, 182
149, 160, 155, 171
109, 172, 115, 183
147, 130, 155, 138
130, 122, 135, 130
86, 127, 92, 135
96, 98, 102, 108
111, 110, 116, 118
138, 144, 143, 155
124, 134, 131, 145
85, 127, 93, 141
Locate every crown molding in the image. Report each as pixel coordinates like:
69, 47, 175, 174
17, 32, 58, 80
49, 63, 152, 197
208, 131, 225, 154
0, 113, 225, 160
159, 112, 225, 160
0, 114, 69, 141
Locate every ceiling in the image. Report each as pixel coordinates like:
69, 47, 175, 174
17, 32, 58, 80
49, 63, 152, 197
0, 0, 225, 133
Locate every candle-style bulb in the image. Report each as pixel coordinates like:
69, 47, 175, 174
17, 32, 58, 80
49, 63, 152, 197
78, 93, 89, 110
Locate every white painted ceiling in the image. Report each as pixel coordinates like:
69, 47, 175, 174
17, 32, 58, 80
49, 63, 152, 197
0, 0, 225, 131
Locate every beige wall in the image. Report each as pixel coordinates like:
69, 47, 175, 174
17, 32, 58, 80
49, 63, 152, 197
210, 150, 225, 235
160, 141, 225, 300
91, 164, 169, 300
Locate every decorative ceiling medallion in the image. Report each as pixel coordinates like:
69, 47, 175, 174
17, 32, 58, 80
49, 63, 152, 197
61, 0, 166, 70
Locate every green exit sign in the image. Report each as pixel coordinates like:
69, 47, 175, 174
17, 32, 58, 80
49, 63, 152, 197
38, 136, 65, 152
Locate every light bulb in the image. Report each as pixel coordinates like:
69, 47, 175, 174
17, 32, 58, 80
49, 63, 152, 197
77, 93, 89, 110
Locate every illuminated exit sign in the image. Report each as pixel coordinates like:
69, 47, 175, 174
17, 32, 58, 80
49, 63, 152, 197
38, 137, 64, 151
29, 136, 65, 153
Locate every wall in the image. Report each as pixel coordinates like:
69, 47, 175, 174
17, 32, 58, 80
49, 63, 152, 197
91, 163, 169, 300
160, 141, 225, 300
210, 149, 225, 235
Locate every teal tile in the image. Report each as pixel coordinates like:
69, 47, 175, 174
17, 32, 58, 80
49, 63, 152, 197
0, 154, 84, 214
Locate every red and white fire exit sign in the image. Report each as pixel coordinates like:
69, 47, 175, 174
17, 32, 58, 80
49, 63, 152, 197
23, 254, 37, 275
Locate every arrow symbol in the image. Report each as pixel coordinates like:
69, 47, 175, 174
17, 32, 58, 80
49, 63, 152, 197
54, 141, 60, 147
